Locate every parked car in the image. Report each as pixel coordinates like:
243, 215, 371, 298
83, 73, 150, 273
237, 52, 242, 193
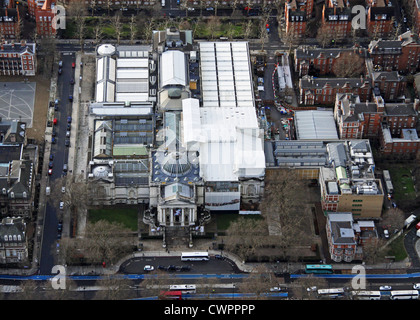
63, 164, 68, 172
413, 283, 420, 290
144, 265, 154, 271
384, 229, 389, 239
65, 139, 70, 147
59, 201, 64, 209
270, 287, 282, 292
70, 78, 75, 85
180, 266, 191, 271
58, 68, 62, 75
69, 95, 73, 101
61, 186, 66, 193
53, 118, 57, 125
379, 286, 392, 290
67, 116, 72, 123
51, 137, 56, 144
72, 62, 75, 68
48, 161, 53, 168
66, 131, 70, 138
167, 265, 177, 271
59, 61, 63, 67
49, 154, 54, 161
48, 168, 53, 175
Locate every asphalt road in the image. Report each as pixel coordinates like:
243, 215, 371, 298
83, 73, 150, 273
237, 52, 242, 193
119, 256, 239, 274
39, 52, 75, 275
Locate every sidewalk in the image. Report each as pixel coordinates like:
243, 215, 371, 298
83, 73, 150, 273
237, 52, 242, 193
65, 236, 420, 276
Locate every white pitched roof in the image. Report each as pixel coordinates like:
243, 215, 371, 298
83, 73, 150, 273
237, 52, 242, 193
160, 50, 186, 88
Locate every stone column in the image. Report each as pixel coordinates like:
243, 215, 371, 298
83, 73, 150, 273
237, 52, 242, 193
181, 209, 185, 226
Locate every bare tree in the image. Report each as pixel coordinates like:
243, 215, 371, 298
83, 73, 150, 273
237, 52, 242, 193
231, 0, 239, 17
48, 175, 89, 232
88, 0, 97, 16
238, 265, 278, 299
224, 216, 269, 261
380, 208, 405, 233
316, 23, 334, 48
243, 19, 253, 40
362, 237, 388, 264
129, 15, 137, 45
93, 275, 133, 300
111, 12, 123, 45
332, 51, 365, 77
260, 169, 312, 260
93, 18, 105, 45
80, 220, 135, 265
207, 16, 221, 40
66, 0, 88, 50
291, 275, 329, 300
258, 19, 269, 51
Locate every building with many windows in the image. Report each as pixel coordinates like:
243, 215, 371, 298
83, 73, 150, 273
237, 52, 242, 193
366, 0, 395, 38
0, 7, 22, 40
299, 75, 371, 105
321, 0, 353, 41
367, 31, 420, 74
0, 217, 28, 265
0, 40, 36, 76
27, 0, 57, 37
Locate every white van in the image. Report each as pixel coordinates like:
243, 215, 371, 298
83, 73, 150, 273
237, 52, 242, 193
161, 0, 165, 6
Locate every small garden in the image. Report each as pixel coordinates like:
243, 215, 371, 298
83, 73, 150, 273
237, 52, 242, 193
88, 206, 138, 231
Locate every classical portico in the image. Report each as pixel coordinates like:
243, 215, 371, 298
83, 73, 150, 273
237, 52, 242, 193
157, 205, 197, 227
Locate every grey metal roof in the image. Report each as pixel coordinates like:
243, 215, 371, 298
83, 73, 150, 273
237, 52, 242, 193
327, 143, 347, 167
295, 110, 339, 140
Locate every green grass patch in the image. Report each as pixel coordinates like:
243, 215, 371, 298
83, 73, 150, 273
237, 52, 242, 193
215, 213, 263, 231
386, 233, 408, 261
88, 207, 138, 231
387, 165, 416, 202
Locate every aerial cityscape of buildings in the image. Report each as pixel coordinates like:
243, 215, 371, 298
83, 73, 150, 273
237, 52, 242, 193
0, 0, 418, 302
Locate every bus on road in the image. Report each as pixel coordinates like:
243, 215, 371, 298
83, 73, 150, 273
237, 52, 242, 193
169, 285, 197, 294
390, 290, 419, 300
351, 291, 381, 300
181, 252, 209, 261
305, 264, 333, 274
317, 288, 345, 298
159, 291, 183, 300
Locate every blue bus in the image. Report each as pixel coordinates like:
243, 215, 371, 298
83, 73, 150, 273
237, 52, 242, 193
305, 264, 333, 274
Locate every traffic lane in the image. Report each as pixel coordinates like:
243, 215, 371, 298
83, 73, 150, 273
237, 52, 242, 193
40, 54, 74, 274
39, 203, 59, 274
119, 256, 238, 274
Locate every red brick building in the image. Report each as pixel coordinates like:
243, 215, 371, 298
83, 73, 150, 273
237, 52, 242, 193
380, 124, 420, 155
27, 0, 57, 37
0, 40, 36, 76
335, 92, 418, 140
368, 31, 420, 74
0, 8, 22, 40
294, 47, 366, 77
299, 76, 371, 105
366, 0, 395, 38
334, 93, 383, 139
284, 0, 311, 38
321, 0, 353, 41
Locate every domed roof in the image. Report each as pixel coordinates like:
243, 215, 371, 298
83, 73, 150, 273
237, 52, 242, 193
97, 44, 116, 56
161, 152, 191, 176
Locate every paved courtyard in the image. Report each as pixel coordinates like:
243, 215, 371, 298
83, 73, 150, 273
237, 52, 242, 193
0, 81, 36, 128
